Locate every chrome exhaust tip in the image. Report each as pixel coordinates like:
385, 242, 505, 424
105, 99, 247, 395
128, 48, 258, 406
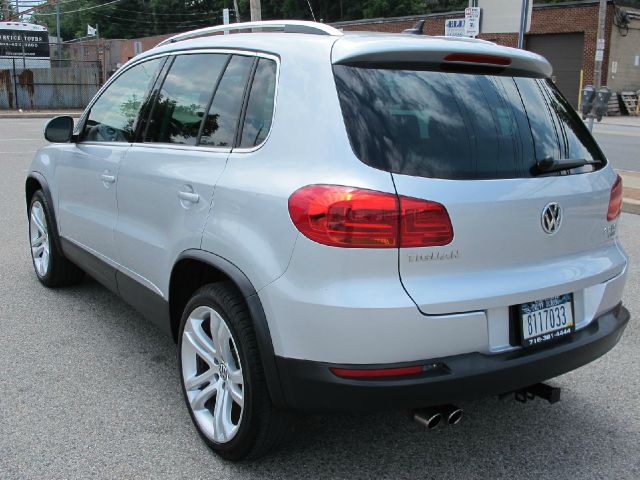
440, 404, 464, 425
413, 409, 443, 430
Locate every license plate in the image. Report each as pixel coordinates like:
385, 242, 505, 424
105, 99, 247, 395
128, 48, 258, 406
520, 294, 574, 347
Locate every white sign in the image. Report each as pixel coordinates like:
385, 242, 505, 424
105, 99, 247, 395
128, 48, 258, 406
445, 18, 467, 37
597, 38, 605, 50
223, 8, 230, 34
464, 7, 481, 37
611, 61, 617, 74
477, 0, 532, 34
635, 55, 639, 67
595, 50, 604, 61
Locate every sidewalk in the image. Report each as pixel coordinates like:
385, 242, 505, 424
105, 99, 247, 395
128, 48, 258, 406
0, 110, 83, 119
618, 170, 640, 215
592, 115, 640, 128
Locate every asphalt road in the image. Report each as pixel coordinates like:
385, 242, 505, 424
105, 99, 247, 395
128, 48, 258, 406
592, 123, 640, 172
1, 119, 639, 479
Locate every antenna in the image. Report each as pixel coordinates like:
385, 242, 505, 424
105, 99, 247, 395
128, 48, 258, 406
305, 0, 317, 22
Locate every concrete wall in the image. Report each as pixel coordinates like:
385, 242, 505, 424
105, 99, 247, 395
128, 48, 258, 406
608, 7, 640, 92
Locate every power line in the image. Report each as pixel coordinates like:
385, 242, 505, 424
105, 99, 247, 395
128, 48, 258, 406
91, 12, 221, 25
35, 0, 123, 16
116, 7, 224, 17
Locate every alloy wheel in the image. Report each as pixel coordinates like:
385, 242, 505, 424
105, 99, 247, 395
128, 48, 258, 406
181, 306, 244, 444
29, 201, 50, 277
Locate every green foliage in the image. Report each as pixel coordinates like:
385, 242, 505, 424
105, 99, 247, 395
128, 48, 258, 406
29, 0, 471, 41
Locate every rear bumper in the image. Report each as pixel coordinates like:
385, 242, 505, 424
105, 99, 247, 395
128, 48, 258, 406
275, 304, 630, 412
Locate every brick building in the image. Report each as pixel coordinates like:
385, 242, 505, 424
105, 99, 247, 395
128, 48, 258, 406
113, 0, 640, 108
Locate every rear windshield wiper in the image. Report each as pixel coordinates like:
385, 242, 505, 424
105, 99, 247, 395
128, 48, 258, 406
531, 156, 603, 175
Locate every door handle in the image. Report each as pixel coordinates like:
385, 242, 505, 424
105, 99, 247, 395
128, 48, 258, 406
178, 190, 200, 204
101, 173, 116, 184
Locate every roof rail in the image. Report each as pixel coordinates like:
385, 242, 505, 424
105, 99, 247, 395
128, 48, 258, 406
156, 20, 343, 47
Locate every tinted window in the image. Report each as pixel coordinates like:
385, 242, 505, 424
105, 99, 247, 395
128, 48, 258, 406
83, 58, 163, 142
333, 66, 604, 180
239, 58, 277, 148
145, 53, 228, 145
200, 55, 254, 147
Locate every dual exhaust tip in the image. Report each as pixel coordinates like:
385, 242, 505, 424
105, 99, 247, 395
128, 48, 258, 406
413, 405, 463, 430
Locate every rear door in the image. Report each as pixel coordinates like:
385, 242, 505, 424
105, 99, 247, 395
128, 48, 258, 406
113, 52, 255, 299
333, 65, 626, 316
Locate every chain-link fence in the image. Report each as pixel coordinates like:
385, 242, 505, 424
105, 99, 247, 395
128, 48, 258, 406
0, 37, 103, 110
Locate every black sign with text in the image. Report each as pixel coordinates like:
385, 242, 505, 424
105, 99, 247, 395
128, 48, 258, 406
0, 29, 50, 58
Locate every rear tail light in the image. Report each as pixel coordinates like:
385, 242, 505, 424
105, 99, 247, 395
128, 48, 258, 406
288, 185, 453, 248
607, 174, 623, 221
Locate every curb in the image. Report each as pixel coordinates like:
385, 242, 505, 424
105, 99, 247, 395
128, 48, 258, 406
622, 198, 640, 215
0, 112, 83, 119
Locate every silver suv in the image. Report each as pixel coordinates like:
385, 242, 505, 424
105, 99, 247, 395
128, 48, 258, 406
26, 21, 630, 460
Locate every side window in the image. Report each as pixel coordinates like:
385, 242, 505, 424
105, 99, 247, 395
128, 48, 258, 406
199, 55, 254, 147
239, 58, 277, 148
82, 58, 163, 142
145, 53, 229, 145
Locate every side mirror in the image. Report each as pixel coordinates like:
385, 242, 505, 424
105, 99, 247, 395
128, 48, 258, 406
44, 116, 75, 143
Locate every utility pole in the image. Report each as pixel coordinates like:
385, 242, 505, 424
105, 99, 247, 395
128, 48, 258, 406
14, 0, 19, 21
233, 0, 240, 22
249, 0, 261, 22
588, 0, 607, 132
517, 0, 530, 49
56, 0, 61, 61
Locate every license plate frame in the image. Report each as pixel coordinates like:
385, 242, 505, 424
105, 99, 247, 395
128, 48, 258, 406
518, 293, 575, 348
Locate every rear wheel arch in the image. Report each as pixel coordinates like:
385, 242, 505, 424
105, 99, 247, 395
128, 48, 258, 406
169, 249, 287, 409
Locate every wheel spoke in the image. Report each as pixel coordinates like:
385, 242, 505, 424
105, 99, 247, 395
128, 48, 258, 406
185, 318, 217, 366
184, 366, 217, 390
213, 387, 231, 442
228, 382, 244, 408
228, 366, 243, 385
32, 245, 45, 258
190, 380, 220, 411
31, 234, 43, 247
217, 320, 232, 364
31, 210, 46, 234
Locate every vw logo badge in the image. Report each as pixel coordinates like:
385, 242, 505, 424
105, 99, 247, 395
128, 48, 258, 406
219, 362, 228, 381
541, 202, 562, 235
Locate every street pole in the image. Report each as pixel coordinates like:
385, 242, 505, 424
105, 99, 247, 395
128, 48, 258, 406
517, 0, 530, 49
588, 0, 607, 132
233, 0, 240, 22
249, 0, 261, 22
14, 0, 19, 21
56, 0, 61, 62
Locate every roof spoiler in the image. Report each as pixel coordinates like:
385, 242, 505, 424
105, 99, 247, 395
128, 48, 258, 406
332, 37, 552, 78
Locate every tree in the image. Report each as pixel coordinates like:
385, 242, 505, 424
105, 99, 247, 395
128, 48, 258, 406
1, 0, 16, 21
29, 0, 476, 40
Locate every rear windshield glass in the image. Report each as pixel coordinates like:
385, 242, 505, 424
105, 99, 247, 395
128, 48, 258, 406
333, 65, 604, 180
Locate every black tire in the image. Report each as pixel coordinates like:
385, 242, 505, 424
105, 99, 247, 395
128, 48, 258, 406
178, 282, 291, 461
28, 190, 84, 288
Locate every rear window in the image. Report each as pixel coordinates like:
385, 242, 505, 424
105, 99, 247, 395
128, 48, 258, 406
333, 65, 604, 180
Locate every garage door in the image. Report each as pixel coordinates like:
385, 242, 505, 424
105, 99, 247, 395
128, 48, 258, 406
526, 33, 584, 108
